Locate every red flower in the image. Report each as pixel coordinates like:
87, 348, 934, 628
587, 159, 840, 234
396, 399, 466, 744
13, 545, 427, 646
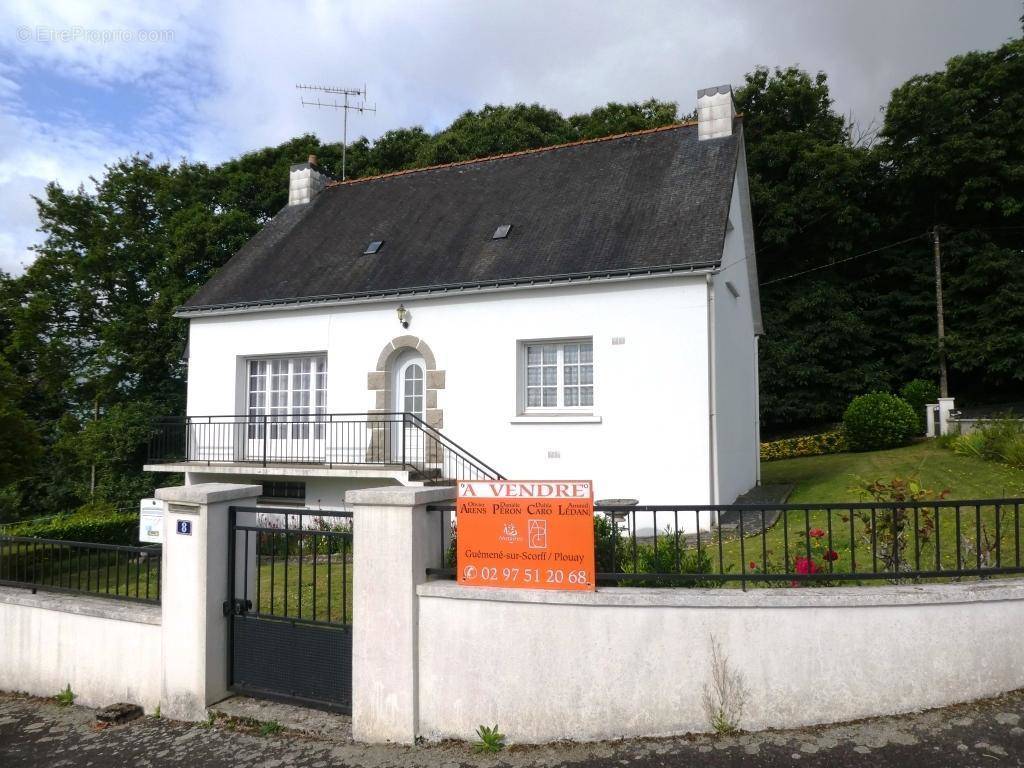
794, 555, 821, 575
748, 561, 757, 571
824, 549, 839, 562
808, 528, 826, 539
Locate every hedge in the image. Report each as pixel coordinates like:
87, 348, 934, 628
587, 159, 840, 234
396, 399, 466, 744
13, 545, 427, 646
5, 513, 140, 546
760, 430, 848, 462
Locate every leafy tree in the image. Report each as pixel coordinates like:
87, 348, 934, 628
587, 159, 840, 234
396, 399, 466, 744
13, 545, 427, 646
568, 99, 678, 139
736, 67, 884, 430
877, 36, 1024, 402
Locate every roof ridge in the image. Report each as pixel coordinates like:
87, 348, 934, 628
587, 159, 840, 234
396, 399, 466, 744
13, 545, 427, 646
325, 119, 700, 189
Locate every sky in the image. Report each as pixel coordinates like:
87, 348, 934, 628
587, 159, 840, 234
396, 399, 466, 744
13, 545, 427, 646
0, 0, 1019, 274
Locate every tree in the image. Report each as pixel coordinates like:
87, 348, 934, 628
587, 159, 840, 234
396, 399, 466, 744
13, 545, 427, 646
877, 37, 1024, 401
735, 67, 884, 430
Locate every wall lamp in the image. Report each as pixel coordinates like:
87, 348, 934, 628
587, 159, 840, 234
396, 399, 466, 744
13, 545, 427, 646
397, 303, 410, 329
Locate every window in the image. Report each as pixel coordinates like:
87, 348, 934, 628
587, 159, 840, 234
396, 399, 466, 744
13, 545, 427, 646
523, 339, 593, 411
247, 355, 327, 438
259, 481, 305, 506
363, 240, 383, 255
403, 363, 424, 416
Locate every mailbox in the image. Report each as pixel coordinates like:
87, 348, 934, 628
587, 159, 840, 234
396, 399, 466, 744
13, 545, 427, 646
139, 498, 165, 544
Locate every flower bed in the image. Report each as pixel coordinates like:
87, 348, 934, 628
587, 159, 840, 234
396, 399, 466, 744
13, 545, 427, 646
760, 430, 847, 462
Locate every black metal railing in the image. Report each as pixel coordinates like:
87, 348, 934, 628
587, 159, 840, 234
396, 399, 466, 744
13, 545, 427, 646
229, 507, 353, 627
148, 412, 503, 483
0, 536, 162, 603
426, 498, 1024, 588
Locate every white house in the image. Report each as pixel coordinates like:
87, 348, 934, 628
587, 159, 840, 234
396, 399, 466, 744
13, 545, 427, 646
145, 85, 763, 517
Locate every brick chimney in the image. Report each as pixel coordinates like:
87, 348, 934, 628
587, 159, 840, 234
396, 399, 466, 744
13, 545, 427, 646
697, 85, 735, 141
288, 154, 329, 205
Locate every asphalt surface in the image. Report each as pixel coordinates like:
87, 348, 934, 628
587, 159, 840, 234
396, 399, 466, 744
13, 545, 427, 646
2, 688, 1024, 767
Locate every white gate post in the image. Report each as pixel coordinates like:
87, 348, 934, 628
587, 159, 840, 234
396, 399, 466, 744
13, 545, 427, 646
938, 397, 956, 436
156, 483, 261, 721
345, 485, 454, 744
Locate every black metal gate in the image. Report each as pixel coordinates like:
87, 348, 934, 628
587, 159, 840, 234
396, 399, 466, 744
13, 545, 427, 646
227, 506, 353, 713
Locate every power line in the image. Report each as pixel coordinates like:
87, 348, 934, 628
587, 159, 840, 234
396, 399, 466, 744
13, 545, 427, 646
759, 234, 927, 287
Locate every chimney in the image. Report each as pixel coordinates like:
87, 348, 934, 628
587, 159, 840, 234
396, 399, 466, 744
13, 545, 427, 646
697, 85, 735, 141
288, 156, 329, 205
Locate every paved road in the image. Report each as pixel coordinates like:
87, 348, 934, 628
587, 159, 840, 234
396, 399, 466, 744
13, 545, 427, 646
2, 689, 1024, 767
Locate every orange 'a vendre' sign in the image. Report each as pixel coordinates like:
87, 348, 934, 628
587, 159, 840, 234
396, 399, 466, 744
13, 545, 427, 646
456, 480, 595, 591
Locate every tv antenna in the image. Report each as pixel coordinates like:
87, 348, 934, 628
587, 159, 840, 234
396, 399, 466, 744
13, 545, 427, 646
296, 83, 376, 180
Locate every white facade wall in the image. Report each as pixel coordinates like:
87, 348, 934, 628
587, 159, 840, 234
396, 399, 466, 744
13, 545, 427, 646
0, 588, 162, 711
711, 146, 760, 503
416, 580, 1024, 743
187, 472, 396, 512
187, 277, 715, 506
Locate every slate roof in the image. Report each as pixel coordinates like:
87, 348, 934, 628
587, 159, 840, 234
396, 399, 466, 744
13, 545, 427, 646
181, 120, 741, 313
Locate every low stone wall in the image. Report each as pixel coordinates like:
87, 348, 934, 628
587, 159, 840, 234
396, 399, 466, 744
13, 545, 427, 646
416, 580, 1024, 743
0, 587, 162, 711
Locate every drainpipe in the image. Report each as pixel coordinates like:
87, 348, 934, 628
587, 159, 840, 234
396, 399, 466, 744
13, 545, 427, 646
754, 334, 762, 486
706, 274, 718, 510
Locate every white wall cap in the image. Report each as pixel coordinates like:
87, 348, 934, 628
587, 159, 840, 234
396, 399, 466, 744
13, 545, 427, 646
418, 577, 1024, 609
0, 585, 163, 624
156, 483, 262, 505
345, 485, 455, 507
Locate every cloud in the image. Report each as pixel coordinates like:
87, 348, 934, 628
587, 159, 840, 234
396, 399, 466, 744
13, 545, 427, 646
0, 0, 1018, 273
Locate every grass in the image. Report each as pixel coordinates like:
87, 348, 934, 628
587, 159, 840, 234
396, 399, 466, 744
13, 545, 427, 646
0, 536, 351, 619
762, 439, 1024, 502
710, 440, 1024, 582
0, 545, 162, 601
250, 551, 354, 623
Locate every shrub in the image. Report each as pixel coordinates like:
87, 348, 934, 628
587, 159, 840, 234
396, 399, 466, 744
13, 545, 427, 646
594, 513, 627, 573
760, 430, 847, 461
842, 393, 918, 452
899, 379, 939, 434
949, 416, 1024, 469
951, 431, 986, 458
8, 512, 140, 545
626, 529, 716, 587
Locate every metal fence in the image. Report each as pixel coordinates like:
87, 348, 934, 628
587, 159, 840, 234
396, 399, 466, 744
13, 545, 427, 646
0, 536, 162, 603
229, 507, 354, 626
149, 412, 503, 483
427, 498, 1024, 587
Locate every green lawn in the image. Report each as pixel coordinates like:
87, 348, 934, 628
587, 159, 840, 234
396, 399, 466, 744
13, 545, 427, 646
709, 440, 1024, 583
0, 545, 162, 602
762, 439, 1024, 502
250, 553, 354, 624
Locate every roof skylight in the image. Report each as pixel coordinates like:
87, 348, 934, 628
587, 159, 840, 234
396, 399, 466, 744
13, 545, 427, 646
492, 224, 512, 240
363, 240, 384, 255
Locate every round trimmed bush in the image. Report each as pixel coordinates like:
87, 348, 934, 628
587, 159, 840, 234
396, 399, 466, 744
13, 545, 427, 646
842, 393, 918, 452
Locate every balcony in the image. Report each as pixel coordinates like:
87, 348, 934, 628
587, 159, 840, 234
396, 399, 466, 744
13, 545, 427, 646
145, 412, 502, 485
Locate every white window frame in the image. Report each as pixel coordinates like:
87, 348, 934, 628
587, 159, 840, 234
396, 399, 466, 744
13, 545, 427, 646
246, 354, 327, 439
519, 338, 595, 415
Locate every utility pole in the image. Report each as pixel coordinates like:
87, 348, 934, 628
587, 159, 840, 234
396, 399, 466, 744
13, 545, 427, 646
933, 225, 949, 398
295, 84, 376, 181
90, 396, 98, 499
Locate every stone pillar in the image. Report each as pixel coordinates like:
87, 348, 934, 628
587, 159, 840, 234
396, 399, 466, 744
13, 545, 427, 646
938, 397, 956, 436
925, 403, 939, 437
156, 483, 261, 721
345, 485, 454, 744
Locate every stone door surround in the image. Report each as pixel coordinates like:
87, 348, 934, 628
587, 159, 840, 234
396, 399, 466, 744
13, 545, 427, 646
368, 335, 444, 429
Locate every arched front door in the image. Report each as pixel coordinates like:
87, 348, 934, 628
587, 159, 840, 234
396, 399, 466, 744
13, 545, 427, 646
392, 351, 425, 463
